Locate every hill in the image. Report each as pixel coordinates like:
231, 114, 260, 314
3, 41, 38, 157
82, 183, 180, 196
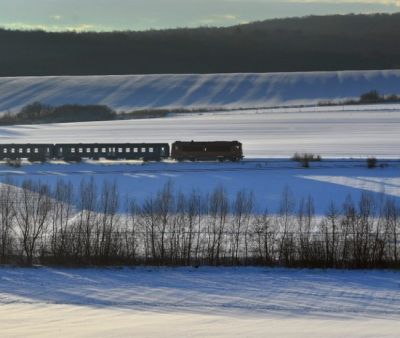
1, 13, 400, 76
1, 70, 400, 114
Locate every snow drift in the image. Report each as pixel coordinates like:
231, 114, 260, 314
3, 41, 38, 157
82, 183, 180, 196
0, 267, 399, 337
0, 69, 400, 114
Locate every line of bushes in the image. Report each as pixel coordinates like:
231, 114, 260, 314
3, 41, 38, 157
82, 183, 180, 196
0, 102, 210, 126
0, 102, 117, 125
0, 179, 399, 268
319, 90, 400, 107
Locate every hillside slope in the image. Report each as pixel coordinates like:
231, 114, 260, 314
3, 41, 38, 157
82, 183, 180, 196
1, 70, 400, 113
1, 13, 400, 76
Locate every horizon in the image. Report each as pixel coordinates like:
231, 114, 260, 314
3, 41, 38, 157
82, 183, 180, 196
0, 12, 399, 34
1, 0, 400, 32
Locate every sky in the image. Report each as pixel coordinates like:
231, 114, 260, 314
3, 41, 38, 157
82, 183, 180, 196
0, 0, 399, 32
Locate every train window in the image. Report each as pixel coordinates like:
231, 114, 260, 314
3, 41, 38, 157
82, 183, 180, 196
149, 147, 154, 153
46, 148, 50, 153
11, 148, 15, 153
71, 148, 75, 153
102, 148, 106, 153
86, 148, 91, 153
118, 148, 123, 153
27, 148, 31, 153
133, 148, 138, 153
126, 148, 130, 153
141, 147, 146, 153
79, 148, 83, 153
34, 148, 39, 153
3, 149, 7, 153
94, 148, 98, 153
19, 148, 23, 153
59, 148, 63, 153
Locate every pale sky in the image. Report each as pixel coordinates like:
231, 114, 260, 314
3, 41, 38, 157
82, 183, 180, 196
0, 0, 399, 31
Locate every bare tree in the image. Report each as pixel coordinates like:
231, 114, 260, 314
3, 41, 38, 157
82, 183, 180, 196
155, 181, 174, 263
207, 186, 228, 265
278, 186, 296, 265
14, 180, 52, 265
382, 198, 400, 265
323, 201, 340, 267
253, 209, 274, 264
141, 197, 157, 263
297, 196, 315, 265
124, 199, 140, 263
76, 178, 98, 262
340, 195, 356, 266
0, 179, 17, 264
231, 189, 254, 264
184, 190, 202, 265
50, 179, 74, 262
98, 180, 120, 262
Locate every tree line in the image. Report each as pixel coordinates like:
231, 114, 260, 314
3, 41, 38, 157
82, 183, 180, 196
0, 178, 399, 268
1, 13, 400, 76
0, 102, 193, 125
319, 90, 400, 107
0, 102, 115, 125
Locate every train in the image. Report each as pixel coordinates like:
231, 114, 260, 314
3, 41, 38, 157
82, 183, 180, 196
0, 141, 243, 162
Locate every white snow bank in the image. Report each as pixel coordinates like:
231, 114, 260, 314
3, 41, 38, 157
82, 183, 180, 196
0, 267, 399, 337
1, 69, 400, 113
1, 305, 399, 338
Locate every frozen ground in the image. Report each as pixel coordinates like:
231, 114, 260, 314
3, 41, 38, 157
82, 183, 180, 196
0, 105, 399, 212
0, 80, 399, 337
0, 267, 399, 337
1, 70, 400, 113
1, 160, 399, 214
0, 107, 400, 158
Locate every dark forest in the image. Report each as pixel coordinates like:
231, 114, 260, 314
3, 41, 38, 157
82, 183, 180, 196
1, 13, 400, 76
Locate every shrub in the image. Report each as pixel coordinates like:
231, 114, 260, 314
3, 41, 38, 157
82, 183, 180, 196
292, 153, 321, 168
6, 158, 22, 167
367, 157, 377, 169
360, 90, 382, 103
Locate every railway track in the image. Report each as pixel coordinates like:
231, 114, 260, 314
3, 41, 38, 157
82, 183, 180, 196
0, 159, 398, 177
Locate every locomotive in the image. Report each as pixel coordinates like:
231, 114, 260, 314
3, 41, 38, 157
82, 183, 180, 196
0, 141, 243, 162
172, 141, 243, 161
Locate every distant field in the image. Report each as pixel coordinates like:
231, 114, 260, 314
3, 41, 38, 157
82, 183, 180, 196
1, 70, 400, 114
0, 106, 398, 158
0, 105, 399, 213
1, 159, 399, 214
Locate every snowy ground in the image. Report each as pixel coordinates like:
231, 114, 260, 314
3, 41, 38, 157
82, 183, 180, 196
1, 160, 399, 214
1, 70, 400, 113
0, 106, 400, 158
0, 105, 399, 213
0, 267, 399, 337
1, 73, 400, 337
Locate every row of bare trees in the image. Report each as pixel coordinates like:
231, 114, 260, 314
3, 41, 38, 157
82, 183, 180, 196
0, 178, 399, 268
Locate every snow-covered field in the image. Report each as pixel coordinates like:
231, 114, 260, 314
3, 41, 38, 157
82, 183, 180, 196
1, 160, 399, 214
0, 106, 400, 158
0, 267, 399, 337
1, 72, 400, 337
1, 69, 400, 113
0, 106, 399, 212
